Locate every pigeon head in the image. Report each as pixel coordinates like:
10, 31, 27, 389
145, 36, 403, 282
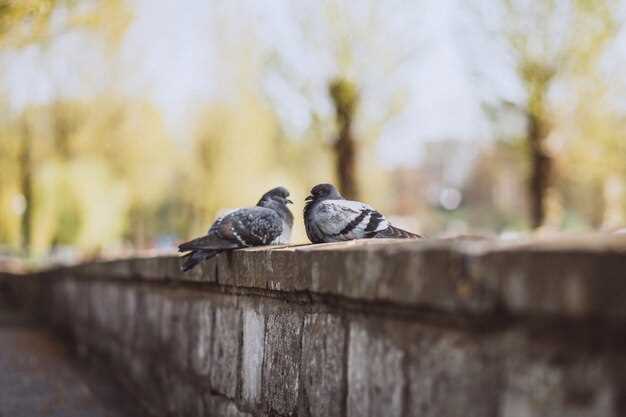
305, 183, 342, 202
257, 186, 294, 226
258, 186, 292, 205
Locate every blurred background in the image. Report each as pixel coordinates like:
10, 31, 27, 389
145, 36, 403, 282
1, 0, 626, 264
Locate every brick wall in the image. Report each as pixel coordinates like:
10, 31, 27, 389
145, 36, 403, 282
5, 237, 626, 417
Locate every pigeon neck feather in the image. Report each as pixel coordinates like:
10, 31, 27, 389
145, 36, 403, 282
258, 199, 293, 227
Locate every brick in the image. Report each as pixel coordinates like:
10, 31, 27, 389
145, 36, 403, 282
301, 313, 346, 417
304, 241, 498, 314
216, 245, 307, 290
171, 382, 204, 417
118, 286, 138, 344
501, 335, 616, 417
241, 308, 265, 408
406, 327, 501, 417
165, 254, 217, 283
133, 362, 168, 416
347, 320, 405, 417
211, 306, 242, 398
159, 296, 174, 343
58, 280, 76, 322
154, 364, 176, 415
205, 395, 252, 417
135, 291, 162, 351
74, 281, 92, 324
222, 402, 252, 417
263, 311, 303, 415
160, 296, 190, 370
49, 281, 69, 327
100, 259, 133, 278
87, 281, 106, 328
466, 240, 626, 319
172, 301, 191, 370
132, 256, 170, 280
189, 299, 213, 376
100, 283, 121, 335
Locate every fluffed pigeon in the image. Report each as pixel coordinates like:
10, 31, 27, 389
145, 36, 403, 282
304, 183, 421, 243
178, 186, 293, 271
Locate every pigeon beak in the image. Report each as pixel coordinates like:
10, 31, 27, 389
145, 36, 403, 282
286, 199, 293, 205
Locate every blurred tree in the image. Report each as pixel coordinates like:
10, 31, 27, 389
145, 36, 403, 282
329, 77, 359, 199
0, 96, 177, 254
18, 120, 33, 251
502, 0, 572, 228
261, 0, 423, 200
0, 0, 129, 47
0, 0, 57, 252
0, 0, 130, 255
559, 78, 626, 228
0, 0, 58, 43
554, 0, 622, 229
73, 97, 177, 248
474, 0, 619, 228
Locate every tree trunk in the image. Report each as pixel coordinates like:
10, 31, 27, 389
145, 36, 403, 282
527, 111, 552, 229
329, 78, 359, 200
523, 64, 556, 230
601, 175, 625, 229
19, 124, 33, 254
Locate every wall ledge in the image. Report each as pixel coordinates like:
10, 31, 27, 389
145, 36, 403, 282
39, 235, 626, 321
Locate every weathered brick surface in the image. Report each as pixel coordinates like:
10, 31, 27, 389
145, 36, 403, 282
48, 236, 626, 319
189, 299, 213, 377
125, 355, 164, 414
170, 381, 205, 417
100, 282, 121, 334
205, 395, 253, 417
135, 290, 162, 351
216, 245, 307, 290
347, 320, 405, 417
132, 256, 169, 280
211, 306, 242, 398
160, 296, 190, 370
3, 236, 626, 417
118, 286, 138, 344
406, 326, 501, 417
467, 243, 626, 319
263, 311, 303, 415
241, 308, 265, 408
500, 333, 617, 417
304, 241, 499, 313
165, 255, 217, 283
301, 313, 346, 417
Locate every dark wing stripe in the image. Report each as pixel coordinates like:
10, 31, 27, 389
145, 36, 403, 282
304, 200, 324, 243
336, 209, 370, 236
365, 211, 384, 233
373, 225, 422, 239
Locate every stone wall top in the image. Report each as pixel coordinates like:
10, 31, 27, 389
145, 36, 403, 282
48, 235, 626, 321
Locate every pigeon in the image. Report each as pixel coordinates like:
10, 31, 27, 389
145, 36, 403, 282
178, 186, 293, 271
303, 183, 421, 243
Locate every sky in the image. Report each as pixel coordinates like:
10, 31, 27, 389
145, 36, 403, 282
1, 0, 624, 167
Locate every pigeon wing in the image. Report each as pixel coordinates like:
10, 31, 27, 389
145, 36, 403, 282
179, 207, 282, 252
316, 200, 389, 240
212, 207, 282, 247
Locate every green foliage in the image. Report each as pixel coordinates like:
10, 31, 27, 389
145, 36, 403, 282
2, 0, 626, 257
329, 78, 358, 119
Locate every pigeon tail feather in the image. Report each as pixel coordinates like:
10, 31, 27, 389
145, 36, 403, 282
178, 235, 239, 252
180, 250, 219, 272
374, 225, 421, 239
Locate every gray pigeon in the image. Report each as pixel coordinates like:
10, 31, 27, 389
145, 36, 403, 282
304, 183, 421, 243
179, 186, 293, 271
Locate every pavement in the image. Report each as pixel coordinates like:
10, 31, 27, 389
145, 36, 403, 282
0, 293, 147, 417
